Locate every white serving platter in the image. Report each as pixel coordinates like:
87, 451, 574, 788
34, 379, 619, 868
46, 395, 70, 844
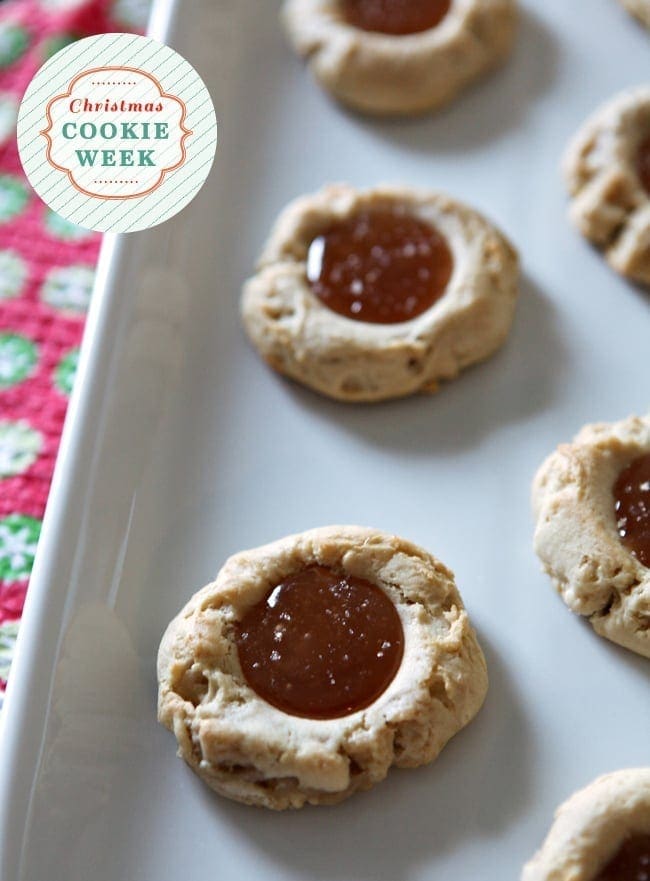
0, 0, 648, 879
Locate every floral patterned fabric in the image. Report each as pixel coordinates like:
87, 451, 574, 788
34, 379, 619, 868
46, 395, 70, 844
0, 0, 151, 707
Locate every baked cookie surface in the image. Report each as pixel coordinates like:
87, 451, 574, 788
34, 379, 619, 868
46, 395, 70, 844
620, 0, 650, 28
564, 86, 650, 285
532, 415, 650, 659
282, 0, 518, 116
522, 769, 650, 881
241, 184, 519, 403
157, 526, 488, 810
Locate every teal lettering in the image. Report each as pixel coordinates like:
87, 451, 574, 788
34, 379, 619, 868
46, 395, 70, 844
100, 123, 118, 139
138, 150, 155, 167
121, 122, 138, 139
120, 150, 135, 166
102, 150, 116, 166
75, 150, 98, 167
155, 123, 169, 140
62, 123, 76, 139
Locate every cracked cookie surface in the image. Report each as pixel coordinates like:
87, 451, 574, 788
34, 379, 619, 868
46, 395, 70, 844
241, 184, 519, 403
157, 526, 488, 809
282, 0, 518, 116
532, 415, 650, 659
522, 769, 650, 881
564, 86, 650, 285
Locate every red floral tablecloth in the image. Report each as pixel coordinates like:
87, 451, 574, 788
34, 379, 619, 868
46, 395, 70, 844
0, 0, 150, 706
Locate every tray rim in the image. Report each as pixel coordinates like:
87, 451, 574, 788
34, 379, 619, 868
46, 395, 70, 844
0, 3, 648, 879
0, 0, 179, 874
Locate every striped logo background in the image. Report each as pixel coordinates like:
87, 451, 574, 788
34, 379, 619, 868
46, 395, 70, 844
17, 33, 217, 233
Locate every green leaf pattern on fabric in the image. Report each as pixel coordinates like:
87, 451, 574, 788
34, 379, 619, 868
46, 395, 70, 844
0, 250, 27, 300
0, 334, 38, 389
0, 421, 42, 477
0, 94, 18, 146
41, 265, 95, 313
0, 24, 29, 69
41, 31, 76, 61
0, 515, 41, 583
0, 176, 29, 223
0, 621, 20, 682
54, 347, 79, 397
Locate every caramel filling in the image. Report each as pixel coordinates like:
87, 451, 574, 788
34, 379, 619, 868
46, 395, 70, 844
593, 834, 650, 881
307, 209, 453, 324
614, 452, 650, 568
341, 0, 452, 36
235, 566, 404, 719
637, 135, 650, 196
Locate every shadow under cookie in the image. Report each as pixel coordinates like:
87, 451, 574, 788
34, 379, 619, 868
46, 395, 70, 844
194, 632, 533, 881
283, 274, 567, 457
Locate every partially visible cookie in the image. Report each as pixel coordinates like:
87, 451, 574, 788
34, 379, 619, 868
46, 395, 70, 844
532, 415, 650, 658
522, 769, 650, 881
157, 526, 488, 810
564, 86, 650, 285
242, 184, 519, 403
282, 0, 518, 116
620, 0, 650, 29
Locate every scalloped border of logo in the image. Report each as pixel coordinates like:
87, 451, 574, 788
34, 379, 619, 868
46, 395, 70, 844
17, 34, 217, 233
41, 66, 193, 201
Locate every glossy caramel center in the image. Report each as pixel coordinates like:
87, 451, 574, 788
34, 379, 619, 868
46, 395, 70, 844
637, 135, 650, 196
307, 209, 453, 324
593, 834, 650, 881
341, 0, 452, 35
235, 566, 404, 719
614, 452, 650, 568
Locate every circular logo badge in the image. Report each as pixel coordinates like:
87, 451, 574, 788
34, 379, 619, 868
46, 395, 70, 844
17, 33, 217, 233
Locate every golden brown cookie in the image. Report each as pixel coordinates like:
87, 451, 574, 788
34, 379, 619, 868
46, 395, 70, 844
157, 526, 488, 809
532, 415, 650, 659
282, 0, 518, 116
241, 184, 519, 403
564, 86, 650, 285
522, 769, 650, 881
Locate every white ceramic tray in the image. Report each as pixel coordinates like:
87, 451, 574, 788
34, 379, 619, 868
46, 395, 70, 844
1, 1, 648, 879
